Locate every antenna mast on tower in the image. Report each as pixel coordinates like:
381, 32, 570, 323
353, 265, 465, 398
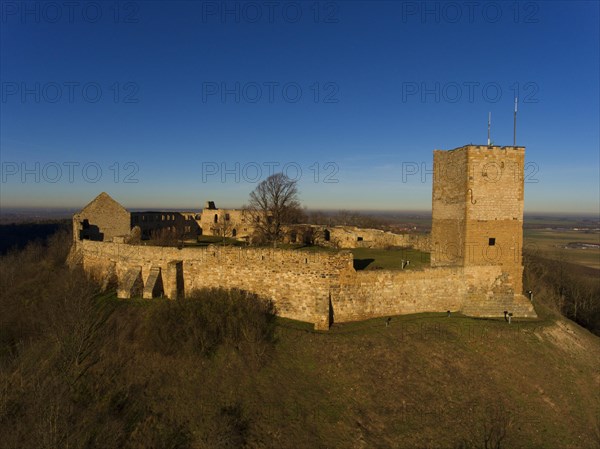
513, 96, 518, 146
487, 112, 491, 146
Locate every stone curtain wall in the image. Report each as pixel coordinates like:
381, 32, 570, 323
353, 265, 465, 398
332, 265, 535, 322
333, 267, 467, 322
77, 239, 535, 330
78, 240, 353, 328
327, 227, 431, 251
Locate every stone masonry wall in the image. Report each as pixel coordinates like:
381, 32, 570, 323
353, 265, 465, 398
332, 264, 535, 323
78, 240, 353, 328
327, 226, 431, 251
76, 239, 535, 330
333, 267, 467, 322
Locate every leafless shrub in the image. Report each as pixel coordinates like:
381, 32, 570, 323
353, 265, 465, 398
142, 288, 277, 362
523, 250, 600, 334
148, 227, 182, 247
457, 403, 513, 449
126, 413, 192, 449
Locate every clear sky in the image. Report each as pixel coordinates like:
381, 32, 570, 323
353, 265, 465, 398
1, 0, 598, 214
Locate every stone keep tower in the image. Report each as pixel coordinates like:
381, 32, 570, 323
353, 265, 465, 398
431, 145, 525, 294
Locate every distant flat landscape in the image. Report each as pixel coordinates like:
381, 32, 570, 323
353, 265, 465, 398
524, 228, 600, 269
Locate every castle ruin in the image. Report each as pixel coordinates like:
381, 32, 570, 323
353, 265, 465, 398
70, 145, 537, 329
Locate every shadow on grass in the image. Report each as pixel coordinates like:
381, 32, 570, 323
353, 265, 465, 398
353, 258, 374, 270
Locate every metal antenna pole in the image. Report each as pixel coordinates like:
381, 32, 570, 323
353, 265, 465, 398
513, 96, 518, 146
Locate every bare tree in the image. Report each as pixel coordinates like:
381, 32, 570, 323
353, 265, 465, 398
149, 227, 184, 247
459, 403, 513, 449
212, 214, 234, 243
244, 173, 302, 244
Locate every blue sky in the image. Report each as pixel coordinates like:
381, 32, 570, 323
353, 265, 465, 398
1, 0, 598, 214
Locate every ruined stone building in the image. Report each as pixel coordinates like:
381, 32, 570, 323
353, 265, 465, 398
73, 195, 251, 242
70, 145, 536, 329
198, 201, 252, 240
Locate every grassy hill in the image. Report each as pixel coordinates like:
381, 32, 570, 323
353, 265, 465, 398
113, 304, 598, 449
1, 233, 598, 449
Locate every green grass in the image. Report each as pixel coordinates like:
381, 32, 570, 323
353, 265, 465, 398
104, 297, 600, 448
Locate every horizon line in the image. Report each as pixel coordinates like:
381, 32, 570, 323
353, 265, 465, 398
1, 206, 599, 219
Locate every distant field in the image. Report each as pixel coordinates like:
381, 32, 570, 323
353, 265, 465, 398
524, 228, 600, 269
524, 214, 599, 229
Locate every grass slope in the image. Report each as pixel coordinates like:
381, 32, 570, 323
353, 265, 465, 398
23, 296, 594, 449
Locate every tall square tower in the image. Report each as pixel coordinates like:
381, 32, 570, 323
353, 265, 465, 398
431, 145, 525, 293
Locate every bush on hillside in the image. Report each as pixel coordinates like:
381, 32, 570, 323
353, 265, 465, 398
142, 288, 277, 359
